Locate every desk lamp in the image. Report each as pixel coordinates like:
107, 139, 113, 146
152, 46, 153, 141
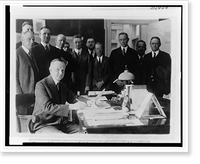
113, 68, 135, 84
113, 66, 135, 112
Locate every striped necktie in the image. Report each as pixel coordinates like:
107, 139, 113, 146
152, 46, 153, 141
122, 48, 125, 56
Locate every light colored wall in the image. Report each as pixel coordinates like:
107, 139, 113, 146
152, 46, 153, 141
140, 24, 149, 50
147, 19, 171, 54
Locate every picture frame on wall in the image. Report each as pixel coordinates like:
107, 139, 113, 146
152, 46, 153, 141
33, 19, 45, 34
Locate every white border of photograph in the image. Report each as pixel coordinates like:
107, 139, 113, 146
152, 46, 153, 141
0, 1, 188, 153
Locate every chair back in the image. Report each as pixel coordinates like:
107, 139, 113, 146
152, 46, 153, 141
16, 93, 35, 132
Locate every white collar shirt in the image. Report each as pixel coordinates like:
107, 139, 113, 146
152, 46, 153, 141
51, 75, 60, 86
74, 48, 82, 55
56, 46, 61, 50
97, 56, 103, 63
138, 54, 145, 60
41, 42, 50, 49
152, 50, 159, 58
22, 45, 30, 55
121, 46, 128, 53
88, 49, 95, 57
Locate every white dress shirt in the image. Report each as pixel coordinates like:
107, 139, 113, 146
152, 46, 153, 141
152, 50, 159, 58
74, 48, 82, 55
88, 49, 95, 57
22, 45, 30, 55
56, 46, 61, 50
41, 42, 50, 50
51, 76, 60, 86
97, 56, 103, 63
121, 46, 128, 53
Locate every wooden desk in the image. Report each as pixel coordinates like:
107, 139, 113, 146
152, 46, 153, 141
75, 97, 170, 134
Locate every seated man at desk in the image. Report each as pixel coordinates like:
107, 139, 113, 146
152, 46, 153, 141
32, 58, 88, 134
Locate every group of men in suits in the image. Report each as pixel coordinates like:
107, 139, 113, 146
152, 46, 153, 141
109, 32, 171, 97
16, 22, 171, 134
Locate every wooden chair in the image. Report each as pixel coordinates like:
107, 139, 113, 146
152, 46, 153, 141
15, 93, 35, 133
27, 115, 40, 133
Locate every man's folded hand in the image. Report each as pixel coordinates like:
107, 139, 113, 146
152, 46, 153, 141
68, 101, 87, 110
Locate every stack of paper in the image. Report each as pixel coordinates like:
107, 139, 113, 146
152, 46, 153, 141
86, 119, 135, 126
78, 109, 135, 126
83, 111, 129, 120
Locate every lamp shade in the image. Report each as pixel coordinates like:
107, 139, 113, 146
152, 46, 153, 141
113, 69, 135, 83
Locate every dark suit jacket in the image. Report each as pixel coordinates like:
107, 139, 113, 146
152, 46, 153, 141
32, 75, 77, 132
134, 54, 146, 85
108, 46, 138, 93
32, 43, 61, 80
16, 46, 39, 94
86, 49, 96, 59
92, 55, 109, 90
143, 50, 171, 97
71, 50, 92, 94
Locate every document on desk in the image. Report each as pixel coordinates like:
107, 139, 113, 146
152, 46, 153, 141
77, 108, 144, 126
77, 88, 145, 126
86, 119, 135, 126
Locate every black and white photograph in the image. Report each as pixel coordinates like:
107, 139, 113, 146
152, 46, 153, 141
1, 1, 189, 153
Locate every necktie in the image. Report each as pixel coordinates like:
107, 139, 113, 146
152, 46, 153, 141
140, 55, 143, 62
56, 83, 61, 103
122, 48, 125, 56
56, 83, 60, 91
77, 51, 81, 56
98, 57, 101, 64
28, 51, 32, 59
45, 45, 49, 52
153, 52, 156, 58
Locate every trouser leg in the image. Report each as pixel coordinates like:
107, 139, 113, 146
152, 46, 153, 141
35, 126, 64, 134
58, 122, 80, 134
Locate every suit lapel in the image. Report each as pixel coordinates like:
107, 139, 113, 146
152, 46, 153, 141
59, 83, 65, 103
72, 50, 81, 63
19, 47, 32, 67
80, 51, 87, 61
118, 47, 125, 58
46, 75, 60, 103
94, 57, 98, 66
39, 43, 46, 52
31, 53, 39, 73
